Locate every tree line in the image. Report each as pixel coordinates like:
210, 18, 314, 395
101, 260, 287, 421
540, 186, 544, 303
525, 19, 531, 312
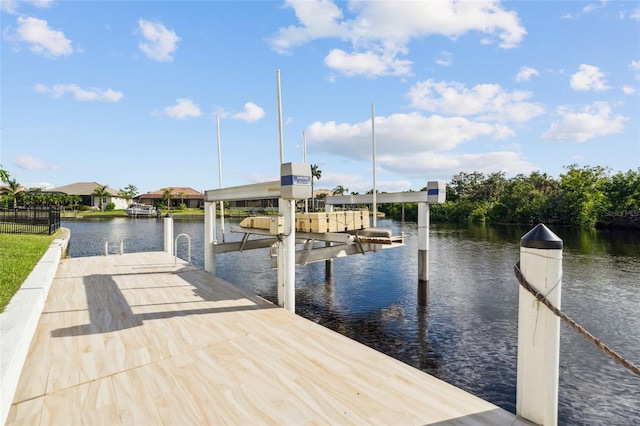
0, 169, 139, 211
378, 165, 640, 229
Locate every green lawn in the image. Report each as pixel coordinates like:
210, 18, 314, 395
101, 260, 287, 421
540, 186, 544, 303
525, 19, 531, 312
0, 233, 55, 312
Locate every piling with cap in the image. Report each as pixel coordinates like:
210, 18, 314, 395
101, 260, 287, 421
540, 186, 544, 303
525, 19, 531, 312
164, 214, 174, 255
517, 223, 562, 426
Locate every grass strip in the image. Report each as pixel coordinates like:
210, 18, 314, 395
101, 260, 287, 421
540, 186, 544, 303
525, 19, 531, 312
0, 233, 55, 312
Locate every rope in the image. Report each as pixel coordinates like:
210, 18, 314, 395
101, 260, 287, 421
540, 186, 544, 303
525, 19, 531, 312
514, 262, 640, 377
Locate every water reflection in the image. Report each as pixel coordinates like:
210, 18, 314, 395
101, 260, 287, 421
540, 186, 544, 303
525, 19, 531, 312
62, 218, 640, 424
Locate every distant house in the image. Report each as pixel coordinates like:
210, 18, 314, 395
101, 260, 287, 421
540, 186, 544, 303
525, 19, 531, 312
138, 187, 204, 209
48, 182, 128, 210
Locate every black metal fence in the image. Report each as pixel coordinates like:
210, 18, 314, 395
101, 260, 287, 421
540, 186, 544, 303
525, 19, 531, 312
0, 207, 61, 235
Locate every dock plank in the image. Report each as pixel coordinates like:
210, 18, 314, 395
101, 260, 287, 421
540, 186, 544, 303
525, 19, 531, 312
7, 252, 528, 425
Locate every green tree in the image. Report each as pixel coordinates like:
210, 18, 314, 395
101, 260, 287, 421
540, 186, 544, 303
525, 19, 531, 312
92, 184, 110, 211
0, 178, 22, 208
332, 184, 347, 196
0, 169, 9, 184
554, 165, 609, 227
119, 184, 138, 205
605, 168, 640, 212
162, 187, 173, 210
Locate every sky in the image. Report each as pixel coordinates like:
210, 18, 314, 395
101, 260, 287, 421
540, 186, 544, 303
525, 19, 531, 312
1, 0, 639, 196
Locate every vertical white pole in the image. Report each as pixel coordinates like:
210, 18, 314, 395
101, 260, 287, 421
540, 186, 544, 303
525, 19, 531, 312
276, 69, 287, 310
371, 103, 377, 228
163, 215, 173, 255
216, 114, 225, 243
284, 199, 295, 313
303, 131, 308, 213
325, 204, 334, 280
277, 70, 284, 165
418, 202, 429, 282
277, 199, 285, 308
517, 224, 562, 426
204, 201, 216, 275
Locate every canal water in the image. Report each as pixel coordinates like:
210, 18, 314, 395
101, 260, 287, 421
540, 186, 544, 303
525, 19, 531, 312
62, 217, 640, 425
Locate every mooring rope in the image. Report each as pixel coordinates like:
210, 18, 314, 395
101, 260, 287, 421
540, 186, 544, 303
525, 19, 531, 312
514, 262, 640, 377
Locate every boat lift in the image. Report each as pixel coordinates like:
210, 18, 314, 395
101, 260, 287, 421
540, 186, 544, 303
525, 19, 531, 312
203, 168, 445, 313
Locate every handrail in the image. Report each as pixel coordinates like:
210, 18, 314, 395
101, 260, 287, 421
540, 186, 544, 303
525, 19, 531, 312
104, 240, 124, 256
174, 233, 191, 266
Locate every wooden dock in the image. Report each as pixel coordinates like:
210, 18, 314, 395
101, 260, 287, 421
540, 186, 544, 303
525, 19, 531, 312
7, 251, 527, 425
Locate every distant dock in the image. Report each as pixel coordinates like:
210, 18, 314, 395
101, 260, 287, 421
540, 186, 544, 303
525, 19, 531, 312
6, 252, 527, 425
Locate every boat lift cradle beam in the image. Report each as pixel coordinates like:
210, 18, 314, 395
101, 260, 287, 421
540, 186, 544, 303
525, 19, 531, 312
212, 225, 402, 265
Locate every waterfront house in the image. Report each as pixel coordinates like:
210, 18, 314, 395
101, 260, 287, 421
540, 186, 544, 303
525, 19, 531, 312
138, 187, 204, 209
47, 182, 128, 210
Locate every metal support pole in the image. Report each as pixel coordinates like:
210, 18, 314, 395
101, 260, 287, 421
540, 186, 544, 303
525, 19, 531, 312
216, 114, 225, 243
277, 198, 296, 312
371, 103, 377, 228
517, 223, 562, 426
204, 201, 216, 275
418, 202, 429, 283
284, 199, 295, 313
324, 204, 333, 280
164, 214, 173, 255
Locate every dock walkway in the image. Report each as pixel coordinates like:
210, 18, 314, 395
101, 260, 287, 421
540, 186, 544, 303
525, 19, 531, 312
7, 251, 527, 425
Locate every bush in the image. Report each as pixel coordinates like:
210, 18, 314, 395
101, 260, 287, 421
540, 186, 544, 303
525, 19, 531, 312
106, 202, 115, 211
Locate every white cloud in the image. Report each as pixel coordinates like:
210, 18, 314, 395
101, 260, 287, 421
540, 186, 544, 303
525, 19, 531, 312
542, 102, 627, 142
270, 0, 526, 77
630, 7, 640, 20
13, 16, 73, 58
434, 51, 453, 67
324, 49, 411, 77
582, 0, 608, 14
622, 85, 636, 95
407, 79, 545, 123
307, 112, 501, 162
378, 151, 535, 178
231, 102, 265, 122
24, 181, 55, 190
161, 98, 202, 119
563, 0, 608, 19
13, 154, 58, 170
516, 66, 539, 82
630, 60, 640, 80
35, 83, 123, 102
137, 19, 180, 62
1, 0, 53, 14
570, 64, 610, 91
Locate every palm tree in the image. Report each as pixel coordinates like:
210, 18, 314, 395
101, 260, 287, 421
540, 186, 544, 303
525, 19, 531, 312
162, 187, 173, 210
332, 185, 347, 196
0, 169, 9, 184
1, 178, 21, 208
311, 164, 322, 211
92, 184, 110, 211
179, 191, 186, 209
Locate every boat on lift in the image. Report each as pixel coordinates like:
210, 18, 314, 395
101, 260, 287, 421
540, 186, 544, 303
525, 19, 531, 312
124, 203, 157, 218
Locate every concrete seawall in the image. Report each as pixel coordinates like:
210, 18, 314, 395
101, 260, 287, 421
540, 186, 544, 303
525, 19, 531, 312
0, 228, 70, 425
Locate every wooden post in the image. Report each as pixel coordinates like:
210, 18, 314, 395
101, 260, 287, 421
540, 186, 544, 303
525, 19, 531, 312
204, 201, 216, 275
517, 223, 562, 426
163, 214, 173, 255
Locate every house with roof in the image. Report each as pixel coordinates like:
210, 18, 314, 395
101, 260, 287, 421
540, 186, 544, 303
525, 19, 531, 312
138, 187, 204, 209
47, 182, 128, 210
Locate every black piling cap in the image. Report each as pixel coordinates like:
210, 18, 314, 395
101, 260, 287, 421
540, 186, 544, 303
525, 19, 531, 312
521, 223, 563, 249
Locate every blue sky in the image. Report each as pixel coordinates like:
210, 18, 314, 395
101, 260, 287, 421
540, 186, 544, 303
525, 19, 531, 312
1, 0, 639, 195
